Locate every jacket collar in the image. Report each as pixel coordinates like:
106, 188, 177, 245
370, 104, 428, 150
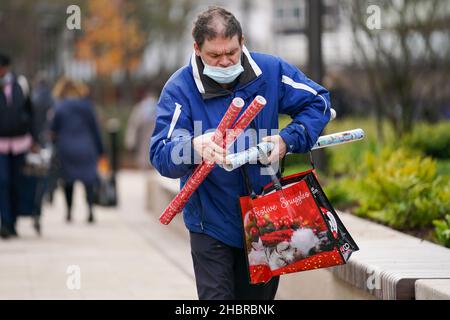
191, 45, 262, 100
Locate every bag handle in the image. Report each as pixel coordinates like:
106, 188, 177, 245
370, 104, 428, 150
257, 145, 283, 191
241, 119, 283, 197
302, 122, 317, 170
241, 165, 258, 199
241, 148, 316, 198
241, 120, 316, 197
241, 161, 283, 200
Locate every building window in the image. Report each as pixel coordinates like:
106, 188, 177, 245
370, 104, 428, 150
273, 0, 340, 34
273, 0, 307, 34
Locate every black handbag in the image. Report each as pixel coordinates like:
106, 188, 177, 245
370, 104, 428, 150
93, 157, 118, 207
93, 174, 117, 207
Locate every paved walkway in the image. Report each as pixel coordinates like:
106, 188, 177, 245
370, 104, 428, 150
0, 170, 374, 300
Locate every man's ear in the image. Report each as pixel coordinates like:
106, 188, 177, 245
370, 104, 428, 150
240, 35, 245, 47
194, 42, 201, 56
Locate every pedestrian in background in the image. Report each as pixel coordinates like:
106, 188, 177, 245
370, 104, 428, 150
125, 88, 158, 170
31, 72, 54, 147
51, 77, 104, 223
0, 52, 38, 239
18, 72, 56, 233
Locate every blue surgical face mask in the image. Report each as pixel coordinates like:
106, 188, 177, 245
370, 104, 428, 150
202, 58, 244, 84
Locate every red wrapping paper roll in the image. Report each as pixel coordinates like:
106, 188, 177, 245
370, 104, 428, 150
159, 95, 267, 225
226, 95, 267, 145
159, 97, 244, 225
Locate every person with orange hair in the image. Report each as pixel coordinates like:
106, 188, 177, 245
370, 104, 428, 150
51, 77, 104, 223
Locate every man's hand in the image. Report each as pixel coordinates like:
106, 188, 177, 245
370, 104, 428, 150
192, 132, 228, 165
262, 135, 287, 164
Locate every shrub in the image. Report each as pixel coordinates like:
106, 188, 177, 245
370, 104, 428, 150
437, 160, 450, 176
433, 215, 450, 248
355, 147, 450, 229
402, 122, 450, 159
323, 117, 393, 177
323, 177, 359, 209
278, 116, 450, 236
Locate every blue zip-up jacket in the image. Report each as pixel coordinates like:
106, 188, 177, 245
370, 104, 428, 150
150, 47, 331, 248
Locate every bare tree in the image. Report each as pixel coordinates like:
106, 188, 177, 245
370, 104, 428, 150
344, 0, 450, 138
134, 0, 197, 79
0, 0, 85, 78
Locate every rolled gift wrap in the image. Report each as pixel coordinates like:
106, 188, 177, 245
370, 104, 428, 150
221, 128, 365, 172
224, 96, 267, 146
311, 128, 365, 150
159, 97, 268, 225
159, 97, 244, 225
222, 142, 275, 172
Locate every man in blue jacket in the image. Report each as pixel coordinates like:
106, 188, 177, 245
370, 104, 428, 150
150, 6, 331, 300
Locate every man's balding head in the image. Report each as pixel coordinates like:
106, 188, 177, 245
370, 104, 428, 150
192, 6, 243, 49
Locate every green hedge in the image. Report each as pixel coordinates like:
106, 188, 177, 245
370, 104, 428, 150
279, 116, 450, 245
354, 147, 450, 229
324, 117, 395, 177
402, 122, 450, 159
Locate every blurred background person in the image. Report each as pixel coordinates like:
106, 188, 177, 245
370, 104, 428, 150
31, 72, 54, 147
124, 88, 158, 170
25, 71, 56, 234
0, 52, 38, 239
32, 72, 60, 205
51, 77, 104, 224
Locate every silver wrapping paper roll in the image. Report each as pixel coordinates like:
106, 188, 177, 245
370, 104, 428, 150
222, 142, 274, 172
221, 128, 365, 172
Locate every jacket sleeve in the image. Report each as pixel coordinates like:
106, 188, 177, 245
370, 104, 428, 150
277, 59, 331, 154
149, 89, 195, 179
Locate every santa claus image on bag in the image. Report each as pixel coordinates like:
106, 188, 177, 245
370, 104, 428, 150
247, 224, 335, 270
243, 188, 340, 272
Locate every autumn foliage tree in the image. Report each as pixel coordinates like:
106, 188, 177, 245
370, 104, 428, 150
76, 0, 145, 89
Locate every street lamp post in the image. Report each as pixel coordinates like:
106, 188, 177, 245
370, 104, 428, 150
307, 0, 328, 173
308, 0, 324, 82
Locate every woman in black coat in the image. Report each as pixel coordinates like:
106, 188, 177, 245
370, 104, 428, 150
51, 78, 104, 223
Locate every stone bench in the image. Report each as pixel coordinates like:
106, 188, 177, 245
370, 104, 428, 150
146, 172, 450, 300
146, 169, 180, 217
329, 213, 450, 300
415, 279, 450, 300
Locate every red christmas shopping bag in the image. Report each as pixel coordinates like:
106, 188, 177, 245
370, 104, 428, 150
239, 168, 359, 284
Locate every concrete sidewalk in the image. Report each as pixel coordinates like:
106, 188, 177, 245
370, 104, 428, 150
0, 169, 373, 300
0, 170, 197, 299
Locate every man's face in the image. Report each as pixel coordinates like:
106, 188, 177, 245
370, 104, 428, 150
195, 35, 243, 68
